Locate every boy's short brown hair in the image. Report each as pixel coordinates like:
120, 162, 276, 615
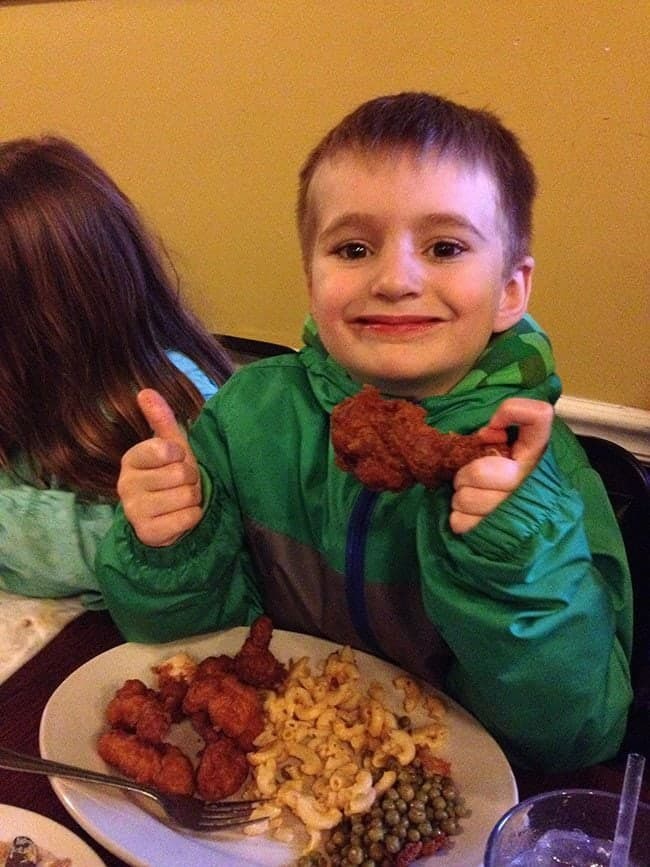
297, 91, 537, 273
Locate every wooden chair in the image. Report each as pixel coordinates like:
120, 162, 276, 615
577, 434, 650, 756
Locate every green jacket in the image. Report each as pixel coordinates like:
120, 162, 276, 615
0, 352, 218, 608
97, 317, 633, 772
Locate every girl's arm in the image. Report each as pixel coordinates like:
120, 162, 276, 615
0, 473, 114, 607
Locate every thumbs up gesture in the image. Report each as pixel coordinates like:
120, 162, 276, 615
117, 389, 203, 547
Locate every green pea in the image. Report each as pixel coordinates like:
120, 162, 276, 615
384, 834, 401, 854
384, 808, 400, 827
346, 845, 365, 866
441, 818, 460, 835
366, 825, 385, 843
408, 805, 426, 824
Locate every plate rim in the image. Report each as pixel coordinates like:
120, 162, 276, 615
39, 627, 518, 867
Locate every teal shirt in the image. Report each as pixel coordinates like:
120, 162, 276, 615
0, 352, 218, 608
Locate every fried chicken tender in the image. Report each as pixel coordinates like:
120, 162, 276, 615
195, 735, 250, 801
233, 615, 288, 689
196, 654, 236, 678
97, 730, 195, 795
331, 385, 511, 492
182, 671, 265, 750
206, 675, 264, 742
105, 679, 171, 744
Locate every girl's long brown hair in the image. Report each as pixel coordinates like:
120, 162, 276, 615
0, 135, 233, 499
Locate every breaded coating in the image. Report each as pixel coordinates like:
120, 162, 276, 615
97, 730, 194, 795
196, 736, 250, 801
196, 654, 236, 679
183, 671, 264, 749
152, 653, 198, 720
233, 614, 287, 689
105, 678, 171, 744
331, 385, 511, 492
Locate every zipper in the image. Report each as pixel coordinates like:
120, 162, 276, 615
345, 488, 385, 656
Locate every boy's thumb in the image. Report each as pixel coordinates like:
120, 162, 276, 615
137, 388, 188, 446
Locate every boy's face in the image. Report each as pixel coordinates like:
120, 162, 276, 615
306, 149, 533, 398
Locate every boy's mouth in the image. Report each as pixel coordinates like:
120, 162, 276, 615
352, 315, 443, 335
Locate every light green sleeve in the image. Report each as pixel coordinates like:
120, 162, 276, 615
0, 470, 114, 608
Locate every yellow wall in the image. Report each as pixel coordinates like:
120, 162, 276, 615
2, 0, 648, 408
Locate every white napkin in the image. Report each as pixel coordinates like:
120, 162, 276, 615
0, 589, 85, 685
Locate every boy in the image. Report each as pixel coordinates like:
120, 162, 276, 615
98, 92, 632, 772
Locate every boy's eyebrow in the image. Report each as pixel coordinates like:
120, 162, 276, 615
317, 211, 488, 242
419, 212, 488, 241
317, 212, 382, 242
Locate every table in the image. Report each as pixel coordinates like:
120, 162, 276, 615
1, 610, 648, 866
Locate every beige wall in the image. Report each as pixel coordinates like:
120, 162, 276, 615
2, 0, 648, 408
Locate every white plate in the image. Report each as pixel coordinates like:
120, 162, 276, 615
39, 629, 517, 867
0, 803, 106, 866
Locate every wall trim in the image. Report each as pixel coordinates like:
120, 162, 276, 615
556, 395, 650, 464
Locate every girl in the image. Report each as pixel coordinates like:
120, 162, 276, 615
0, 135, 233, 607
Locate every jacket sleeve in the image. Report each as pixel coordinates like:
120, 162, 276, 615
0, 472, 114, 608
96, 399, 264, 642
417, 442, 633, 772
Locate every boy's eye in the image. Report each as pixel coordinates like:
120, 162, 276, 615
335, 242, 369, 260
430, 240, 465, 258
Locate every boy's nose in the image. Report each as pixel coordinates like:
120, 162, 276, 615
370, 246, 424, 299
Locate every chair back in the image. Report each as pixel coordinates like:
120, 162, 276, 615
215, 334, 296, 367
578, 434, 650, 755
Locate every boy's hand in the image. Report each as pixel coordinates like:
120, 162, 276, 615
117, 389, 203, 547
449, 398, 554, 534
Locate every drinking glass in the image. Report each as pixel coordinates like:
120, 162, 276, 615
483, 788, 650, 867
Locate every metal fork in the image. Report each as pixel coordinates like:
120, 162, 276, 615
0, 746, 268, 832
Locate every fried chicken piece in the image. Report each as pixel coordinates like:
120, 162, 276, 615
183, 670, 264, 749
152, 653, 198, 720
97, 730, 195, 795
105, 679, 171, 744
331, 385, 510, 492
182, 673, 224, 716
206, 674, 265, 744
196, 654, 236, 679
233, 615, 287, 689
195, 735, 250, 801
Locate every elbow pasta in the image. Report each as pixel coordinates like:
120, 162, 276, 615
246, 646, 448, 851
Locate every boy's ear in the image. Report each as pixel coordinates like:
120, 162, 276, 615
493, 256, 534, 333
